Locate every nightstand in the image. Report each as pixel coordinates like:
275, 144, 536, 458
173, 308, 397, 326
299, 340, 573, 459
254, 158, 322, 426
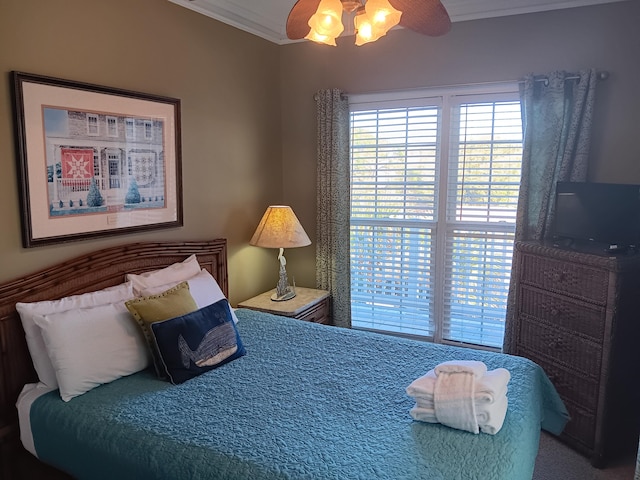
238, 287, 331, 325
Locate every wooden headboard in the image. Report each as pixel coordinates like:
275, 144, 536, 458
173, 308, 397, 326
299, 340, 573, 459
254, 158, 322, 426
0, 239, 228, 459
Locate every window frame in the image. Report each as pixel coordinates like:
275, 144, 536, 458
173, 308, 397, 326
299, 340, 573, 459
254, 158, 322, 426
348, 82, 522, 351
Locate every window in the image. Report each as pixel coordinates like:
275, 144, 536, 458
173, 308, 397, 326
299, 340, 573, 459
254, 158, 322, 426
107, 116, 118, 137
349, 84, 522, 349
87, 114, 99, 136
93, 152, 100, 177
126, 118, 135, 140
108, 152, 121, 188
144, 120, 153, 140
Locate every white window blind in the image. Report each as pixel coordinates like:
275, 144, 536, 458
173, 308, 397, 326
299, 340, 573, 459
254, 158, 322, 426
349, 85, 522, 349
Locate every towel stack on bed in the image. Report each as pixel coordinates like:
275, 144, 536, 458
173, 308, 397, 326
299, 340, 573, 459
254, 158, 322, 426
406, 360, 510, 434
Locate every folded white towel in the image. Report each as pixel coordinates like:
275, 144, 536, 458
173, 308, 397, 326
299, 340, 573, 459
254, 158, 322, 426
477, 394, 508, 435
434, 360, 487, 378
475, 368, 510, 404
407, 361, 510, 435
409, 393, 508, 435
407, 368, 510, 405
434, 371, 479, 434
409, 404, 438, 423
405, 370, 437, 398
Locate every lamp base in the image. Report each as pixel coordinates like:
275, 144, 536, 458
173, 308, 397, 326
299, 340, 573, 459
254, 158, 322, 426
271, 287, 296, 302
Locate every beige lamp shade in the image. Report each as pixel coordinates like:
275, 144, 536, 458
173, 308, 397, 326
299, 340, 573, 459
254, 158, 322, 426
250, 206, 311, 249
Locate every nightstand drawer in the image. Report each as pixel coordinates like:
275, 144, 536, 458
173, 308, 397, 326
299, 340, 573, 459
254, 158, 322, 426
298, 298, 330, 324
520, 253, 608, 304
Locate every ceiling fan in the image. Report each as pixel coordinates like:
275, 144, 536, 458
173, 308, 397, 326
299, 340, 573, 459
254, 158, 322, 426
286, 0, 451, 46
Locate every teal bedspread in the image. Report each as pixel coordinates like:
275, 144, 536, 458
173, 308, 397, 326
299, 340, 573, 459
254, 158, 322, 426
31, 309, 568, 480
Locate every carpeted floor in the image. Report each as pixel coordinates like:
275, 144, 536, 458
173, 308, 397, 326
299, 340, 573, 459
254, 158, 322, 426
533, 432, 636, 480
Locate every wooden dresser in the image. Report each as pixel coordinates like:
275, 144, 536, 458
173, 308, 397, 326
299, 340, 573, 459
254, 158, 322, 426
509, 241, 640, 466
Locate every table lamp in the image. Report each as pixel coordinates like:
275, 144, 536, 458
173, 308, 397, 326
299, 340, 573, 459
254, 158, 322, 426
250, 205, 311, 301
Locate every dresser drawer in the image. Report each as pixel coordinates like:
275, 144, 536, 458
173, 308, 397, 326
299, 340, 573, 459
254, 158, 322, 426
562, 400, 596, 451
520, 254, 608, 304
518, 318, 602, 378
518, 347, 599, 412
518, 286, 605, 341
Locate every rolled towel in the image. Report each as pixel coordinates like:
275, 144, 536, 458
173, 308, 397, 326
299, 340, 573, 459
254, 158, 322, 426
413, 388, 507, 411
407, 368, 510, 404
409, 404, 438, 423
475, 368, 510, 404
434, 360, 487, 378
478, 394, 508, 435
410, 393, 509, 435
405, 370, 437, 398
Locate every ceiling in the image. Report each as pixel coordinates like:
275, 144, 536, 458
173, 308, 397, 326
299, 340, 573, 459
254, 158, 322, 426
168, 0, 626, 45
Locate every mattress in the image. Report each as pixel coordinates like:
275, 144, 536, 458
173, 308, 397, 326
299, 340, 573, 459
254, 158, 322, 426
23, 309, 568, 479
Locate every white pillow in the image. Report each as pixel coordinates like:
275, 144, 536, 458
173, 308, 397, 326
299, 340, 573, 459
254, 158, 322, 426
140, 269, 239, 323
126, 254, 201, 295
16, 282, 135, 388
33, 302, 149, 402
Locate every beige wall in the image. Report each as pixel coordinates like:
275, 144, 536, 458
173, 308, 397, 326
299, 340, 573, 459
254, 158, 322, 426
280, 0, 640, 288
1, 0, 639, 303
0, 0, 282, 304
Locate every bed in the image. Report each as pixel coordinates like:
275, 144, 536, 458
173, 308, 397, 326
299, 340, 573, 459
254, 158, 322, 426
0, 239, 569, 480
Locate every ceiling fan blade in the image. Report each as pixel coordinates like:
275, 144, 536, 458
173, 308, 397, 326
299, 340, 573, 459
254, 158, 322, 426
286, 0, 321, 40
391, 0, 451, 37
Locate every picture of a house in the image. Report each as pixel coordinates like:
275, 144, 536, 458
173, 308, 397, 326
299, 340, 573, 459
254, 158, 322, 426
44, 107, 166, 216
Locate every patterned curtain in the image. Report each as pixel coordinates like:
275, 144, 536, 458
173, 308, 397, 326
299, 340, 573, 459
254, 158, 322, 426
315, 89, 352, 328
503, 69, 598, 353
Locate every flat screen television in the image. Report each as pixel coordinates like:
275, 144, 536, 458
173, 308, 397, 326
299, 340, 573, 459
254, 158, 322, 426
552, 181, 640, 252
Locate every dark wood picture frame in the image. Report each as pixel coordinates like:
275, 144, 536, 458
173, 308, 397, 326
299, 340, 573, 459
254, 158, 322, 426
11, 71, 183, 247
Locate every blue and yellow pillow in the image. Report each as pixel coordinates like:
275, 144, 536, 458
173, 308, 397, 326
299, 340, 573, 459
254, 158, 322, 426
125, 282, 198, 378
150, 298, 245, 384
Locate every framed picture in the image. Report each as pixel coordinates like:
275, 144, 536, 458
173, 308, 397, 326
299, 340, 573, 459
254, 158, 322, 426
11, 71, 183, 247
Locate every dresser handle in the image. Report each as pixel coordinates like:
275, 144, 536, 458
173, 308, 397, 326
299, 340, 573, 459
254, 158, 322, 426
553, 271, 567, 282
549, 337, 563, 349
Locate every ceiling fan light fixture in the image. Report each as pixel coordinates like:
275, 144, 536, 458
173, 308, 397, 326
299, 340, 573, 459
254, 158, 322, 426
287, 0, 451, 44
354, 11, 376, 45
364, 0, 402, 34
354, 0, 401, 46
305, 29, 339, 46
305, 0, 344, 45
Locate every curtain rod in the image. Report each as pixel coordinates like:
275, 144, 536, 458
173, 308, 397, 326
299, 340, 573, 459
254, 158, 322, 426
529, 70, 609, 84
327, 70, 610, 101
313, 92, 348, 101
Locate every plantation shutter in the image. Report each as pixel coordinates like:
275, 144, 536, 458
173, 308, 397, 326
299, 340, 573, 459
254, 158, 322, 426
350, 98, 441, 337
349, 86, 522, 349
443, 95, 523, 348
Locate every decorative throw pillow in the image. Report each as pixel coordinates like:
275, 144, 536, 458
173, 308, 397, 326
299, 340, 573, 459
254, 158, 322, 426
125, 282, 199, 377
16, 281, 135, 388
150, 299, 246, 384
140, 269, 239, 323
126, 254, 201, 295
33, 302, 149, 401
